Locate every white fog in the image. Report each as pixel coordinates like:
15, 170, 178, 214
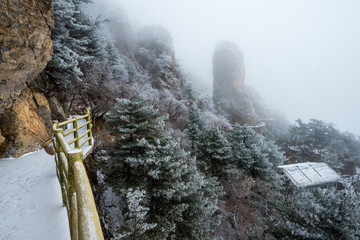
94, 0, 360, 135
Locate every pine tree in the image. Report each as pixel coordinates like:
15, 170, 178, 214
262, 140, 286, 170
47, 0, 83, 86
104, 42, 130, 81
113, 188, 156, 240
198, 127, 232, 176
48, 0, 117, 87
227, 124, 282, 185
105, 97, 221, 239
185, 104, 206, 151
227, 124, 253, 171
69, 1, 107, 61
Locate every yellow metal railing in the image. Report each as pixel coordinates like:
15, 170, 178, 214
52, 108, 104, 240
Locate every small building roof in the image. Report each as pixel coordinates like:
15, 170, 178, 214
279, 162, 342, 188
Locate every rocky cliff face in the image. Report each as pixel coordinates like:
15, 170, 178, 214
0, 87, 53, 157
0, 0, 59, 157
0, 0, 54, 113
213, 41, 269, 128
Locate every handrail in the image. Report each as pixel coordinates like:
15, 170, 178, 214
52, 108, 104, 240
342, 173, 360, 183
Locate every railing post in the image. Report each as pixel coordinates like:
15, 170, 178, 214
53, 121, 67, 207
73, 117, 80, 149
86, 107, 93, 145
53, 121, 62, 153
68, 150, 83, 240
52, 109, 102, 240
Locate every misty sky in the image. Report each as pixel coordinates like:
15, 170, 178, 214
96, 0, 360, 135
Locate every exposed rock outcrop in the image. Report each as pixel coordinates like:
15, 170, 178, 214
0, 129, 5, 154
0, 0, 56, 157
213, 41, 245, 91
0, 87, 53, 157
0, 0, 54, 113
212, 41, 269, 129
47, 96, 66, 122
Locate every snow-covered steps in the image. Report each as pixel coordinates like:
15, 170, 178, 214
0, 150, 71, 240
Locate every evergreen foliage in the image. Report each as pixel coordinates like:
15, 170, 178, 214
105, 97, 221, 239
112, 188, 156, 240
48, 2, 360, 238
268, 185, 360, 240
47, 0, 83, 86
48, 0, 129, 88
185, 104, 206, 151
134, 25, 174, 76
227, 124, 283, 185
278, 119, 360, 168
198, 127, 232, 176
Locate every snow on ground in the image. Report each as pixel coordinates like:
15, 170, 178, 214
0, 150, 70, 240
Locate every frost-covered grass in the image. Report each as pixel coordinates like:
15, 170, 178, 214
0, 150, 70, 240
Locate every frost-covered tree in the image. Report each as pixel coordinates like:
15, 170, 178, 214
134, 25, 174, 77
185, 104, 206, 151
104, 42, 132, 82
268, 185, 360, 240
112, 188, 156, 240
136, 25, 173, 55
48, 0, 135, 116
198, 127, 232, 176
181, 79, 195, 102
278, 119, 360, 169
198, 90, 216, 112
263, 139, 286, 169
76, 59, 120, 118
227, 125, 252, 171
105, 97, 221, 239
48, 0, 125, 87
227, 124, 282, 185
47, 0, 83, 86
203, 111, 232, 132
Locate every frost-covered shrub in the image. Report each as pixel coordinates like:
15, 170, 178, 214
204, 111, 232, 132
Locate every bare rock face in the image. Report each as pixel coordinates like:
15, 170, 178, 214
213, 41, 245, 92
0, 0, 54, 114
0, 129, 5, 154
0, 0, 56, 157
47, 96, 66, 122
213, 41, 268, 128
0, 87, 53, 157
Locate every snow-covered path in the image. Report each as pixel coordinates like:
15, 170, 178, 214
0, 150, 71, 240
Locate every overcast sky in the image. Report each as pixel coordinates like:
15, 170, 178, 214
96, 0, 360, 135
